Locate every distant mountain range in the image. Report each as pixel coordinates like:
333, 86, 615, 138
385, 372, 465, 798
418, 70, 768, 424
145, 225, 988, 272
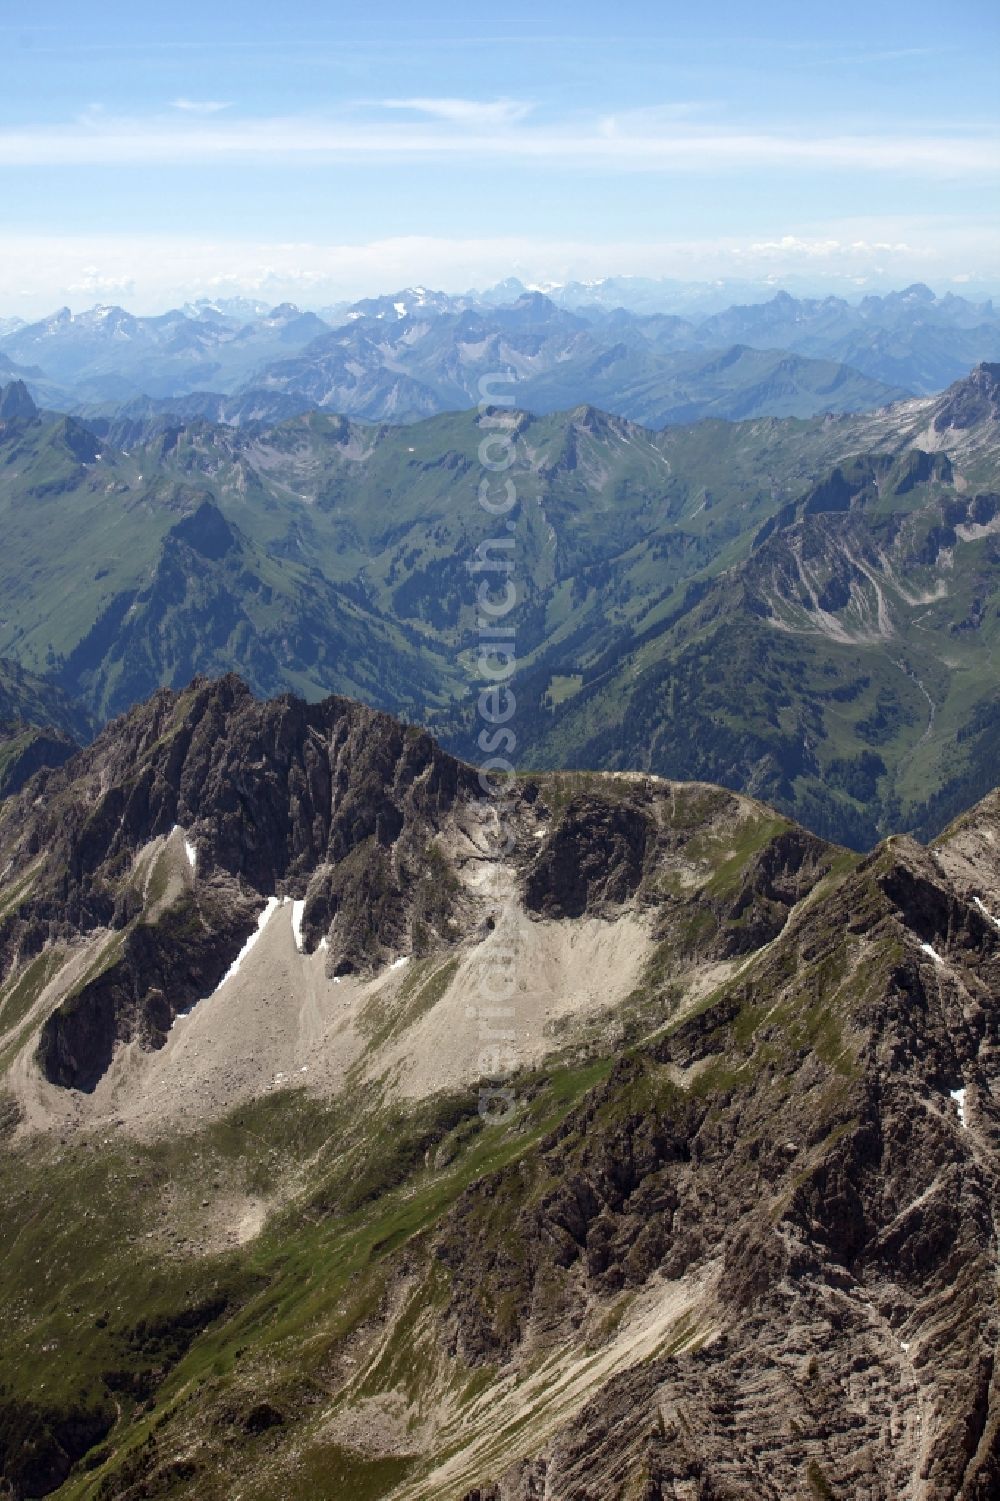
0, 362, 997, 848
3, 283, 998, 429
240, 291, 909, 426
0, 301, 330, 405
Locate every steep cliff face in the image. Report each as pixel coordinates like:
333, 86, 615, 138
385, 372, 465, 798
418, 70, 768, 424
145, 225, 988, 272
0, 726, 79, 800
0, 675, 481, 1090
2, 673, 473, 903
438, 812, 1000, 1501
0, 684, 842, 1103
3, 683, 1000, 1501
933, 361, 1000, 433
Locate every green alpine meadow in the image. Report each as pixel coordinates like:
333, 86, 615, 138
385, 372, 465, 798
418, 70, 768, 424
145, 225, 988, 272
1, 361, 998, 849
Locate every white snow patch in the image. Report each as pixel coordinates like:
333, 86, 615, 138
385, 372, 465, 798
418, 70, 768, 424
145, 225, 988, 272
974, 896, 1000, 929
951, 1087, 968, 1128
394, 301, 407, 317
390, 956, 409, 970
920, 942, 944, 965
212, 897, 280, 993
171, 824, 197, 871
291, 899, 306, 952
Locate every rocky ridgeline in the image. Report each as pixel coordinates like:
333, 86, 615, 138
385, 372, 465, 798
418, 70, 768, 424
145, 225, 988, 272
0, 379, 38, 428
0, 675, 481, 1089
450, 806, 1000, 1500
0, 678, 840, 1098
2, 681, 1000, 1498
933, 360, 1000, 432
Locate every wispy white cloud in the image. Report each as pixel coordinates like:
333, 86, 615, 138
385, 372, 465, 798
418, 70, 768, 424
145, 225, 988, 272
379, 96, 533, 125
0, 108, 996, 175
852, 47, 936, 63
170, 98, 233, 114
1, 220, 996, 317
596, 102, 726, 131
739, 234, 928, 260
65, 264, 136, 296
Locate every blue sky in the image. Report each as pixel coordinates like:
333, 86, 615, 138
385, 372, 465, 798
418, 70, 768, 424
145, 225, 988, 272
1, 0, 997, 312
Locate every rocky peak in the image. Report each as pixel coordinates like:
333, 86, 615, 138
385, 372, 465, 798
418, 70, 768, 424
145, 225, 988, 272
2, 674, 475, 915
4, 674, 1000, 1497
900, 281, 936, 302
439, 795, 1000, 1501
169, 498, 237, 560
0, 685, 852, 1099
932, 361, 1000, 432
0, 379, 38, 428
0, 677, 491, 1088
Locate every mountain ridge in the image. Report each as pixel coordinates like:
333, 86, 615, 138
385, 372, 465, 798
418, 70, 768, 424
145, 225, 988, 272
1, 678, 1000, 1498
0, 364, 997, 849
6, 283, 997, 424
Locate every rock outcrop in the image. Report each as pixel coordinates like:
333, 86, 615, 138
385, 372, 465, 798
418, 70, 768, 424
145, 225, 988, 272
4, 682, 1000, 1501
442, 809, 1000, 1500
0, 687, 843, 1097
933, 361, 1000, 432
0, 675, 482, 1089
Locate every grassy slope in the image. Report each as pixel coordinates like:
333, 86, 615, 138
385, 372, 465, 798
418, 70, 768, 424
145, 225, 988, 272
0, 795, 875, 1499
0, 774, 850, 1498
0, 391, 997, 846
0, 1064, 618, 1501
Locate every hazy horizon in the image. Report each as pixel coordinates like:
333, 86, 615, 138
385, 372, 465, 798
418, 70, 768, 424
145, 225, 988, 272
4, 273, 1000, 327
1, 0, 997, 317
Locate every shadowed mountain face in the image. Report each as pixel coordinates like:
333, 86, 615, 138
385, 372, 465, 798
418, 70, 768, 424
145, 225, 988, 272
0, 654, 94, 799
1, 678, 1000, 1499
0, 675, 827, 1098
0, 655, 92, 744
0, 677, 481, 1088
